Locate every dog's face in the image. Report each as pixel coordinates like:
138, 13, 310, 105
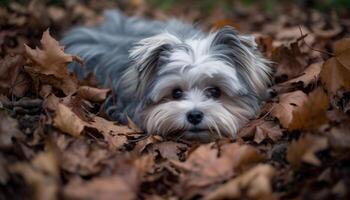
125, 26, 271, 141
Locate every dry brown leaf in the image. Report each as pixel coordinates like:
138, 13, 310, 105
275, 61, 323, 93
205, 164, 275, 200
288, 87, 329, 131
53, 103, 86, 137
77, 86, 110, 102
10, 144, 59, 200
0, 55, 30, 97
24, 29, 82, 95
52, 132, 111, 176
320, 38, 350, 97
89, 115, 139, 135
327, 124, 350, 150
172, 143, 264, 188
63, 176, 136, 200
0, 110, 25, 149
312, 20, 342, 38
271, 41, 308, 82
24, 29, 79, 79
287, 134, 328, 168
238, 119, 283, 143
271, 91, 308, 128
143, 141, 188, 161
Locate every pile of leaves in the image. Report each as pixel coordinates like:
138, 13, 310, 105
1, 1, 350, 199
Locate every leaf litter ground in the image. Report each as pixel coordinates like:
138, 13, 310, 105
1, 1, 350, 200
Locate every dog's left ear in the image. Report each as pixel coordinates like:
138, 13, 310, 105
128, 32, 181, 96
211, 26, 271, 98
130, 32, 180, 79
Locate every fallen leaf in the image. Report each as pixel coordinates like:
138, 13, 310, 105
87, 116, 138, 150
288, 87, 329, 131
320, 38, 350, 98
327, 124, 350, 150
238, 119, 283, 143
24, 29, 82, 95
273, 61, 323, 93
63, 176, 136, 200
0, 153, 9, 184
172, 143, 264, 189
77, 86, 110, 102
205, 164, 275, 200
53, 103, 85, 137
143, 141, 189, 161
312, 19, 342, 38
0, 55, 30, 97
271, 41, 308, 83
52, 132, 111, 176
0, 110, 25, 149
24, 29, 80, 79
287, 134, 328, 168
271, 90, 308, 128
10, 144, 59, 200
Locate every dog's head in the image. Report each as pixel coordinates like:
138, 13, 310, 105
123, 26, 271, 141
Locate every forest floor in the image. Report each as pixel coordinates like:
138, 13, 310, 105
1, 0, 350, 200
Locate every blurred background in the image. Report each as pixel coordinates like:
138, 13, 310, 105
0, 0, 349, 58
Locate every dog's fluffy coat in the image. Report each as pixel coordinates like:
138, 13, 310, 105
61, 10, 271, 141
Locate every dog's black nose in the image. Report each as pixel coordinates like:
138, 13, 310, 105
187, 110, 204, 125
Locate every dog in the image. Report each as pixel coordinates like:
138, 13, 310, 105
61, 10, 271, 141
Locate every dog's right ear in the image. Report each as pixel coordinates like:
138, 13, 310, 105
129, 33, 181, 83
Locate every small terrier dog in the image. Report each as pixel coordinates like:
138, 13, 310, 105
62, 11, 271, 141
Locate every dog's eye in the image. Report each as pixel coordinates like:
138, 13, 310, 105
172, 88, 183, 99
207, 87, 221, 98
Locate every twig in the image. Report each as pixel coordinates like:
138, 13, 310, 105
298, 25, 335, 57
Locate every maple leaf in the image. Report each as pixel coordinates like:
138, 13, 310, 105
24, 29, 80, 79
287, 134, 328, 168
205, 164, 275, 200
24, 29, 82, 95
